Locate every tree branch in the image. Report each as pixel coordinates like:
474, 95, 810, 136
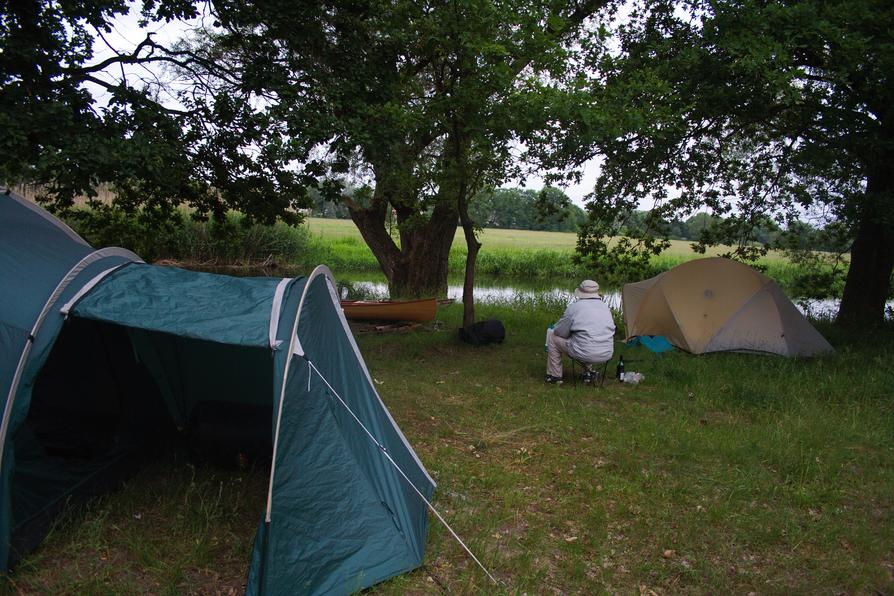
81, 75, 194, 116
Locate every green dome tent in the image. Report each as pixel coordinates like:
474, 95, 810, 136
0, 190, 435, 594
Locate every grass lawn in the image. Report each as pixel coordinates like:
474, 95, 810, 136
10, 299, 893, 593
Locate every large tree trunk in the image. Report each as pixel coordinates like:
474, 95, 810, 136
837, 169, 894, 327
349, 198, 403, 281
390, 203, 457, 298
348, 189, 456, 299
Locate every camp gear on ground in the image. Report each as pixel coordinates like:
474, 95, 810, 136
616, 355, 625, 381
620, 372, 644, 385
459, 319, 505, 346
572, 358, 608, 388
0, 190, 436, 595
622, 257, 833, 357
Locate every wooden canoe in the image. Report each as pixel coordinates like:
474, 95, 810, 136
340, 297, 437, 322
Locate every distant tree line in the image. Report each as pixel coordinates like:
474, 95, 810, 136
620, 211, 849, 253
312, 186, 586, 233
310, 190, 352, 220
468, 187, 586, 232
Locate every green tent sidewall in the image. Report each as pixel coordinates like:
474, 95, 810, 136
247, 269, 434, 595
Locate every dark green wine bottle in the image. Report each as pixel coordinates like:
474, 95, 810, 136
616, 355, 625, 382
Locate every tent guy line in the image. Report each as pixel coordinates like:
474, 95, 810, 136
306, 358, 502, 588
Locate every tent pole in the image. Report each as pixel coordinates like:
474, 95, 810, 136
266, 267, 324, 523
258, 519, 270, 595
0, 247, 140, 470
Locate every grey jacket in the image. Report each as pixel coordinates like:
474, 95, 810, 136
553, 296, 615, 362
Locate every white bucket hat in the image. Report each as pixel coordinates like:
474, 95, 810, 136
574, 279, 600, 299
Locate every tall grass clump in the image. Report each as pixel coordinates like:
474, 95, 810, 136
174, 214, 310, 265
64, 205, 187, 261
302, 235, 380, 272
64, 206, 312, 265
448, 246, 586, 278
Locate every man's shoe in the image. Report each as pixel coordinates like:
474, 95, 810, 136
545, 375, 564, 385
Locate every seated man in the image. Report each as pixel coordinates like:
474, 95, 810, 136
546, 279, 615, 384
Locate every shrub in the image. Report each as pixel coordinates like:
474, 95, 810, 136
64, 206, 311, 265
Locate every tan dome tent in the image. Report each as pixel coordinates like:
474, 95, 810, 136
622, 257, 833, 357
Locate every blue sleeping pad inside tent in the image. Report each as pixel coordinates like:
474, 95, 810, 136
626, 335, 674, 353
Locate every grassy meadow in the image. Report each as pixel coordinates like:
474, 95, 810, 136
303, 216, 784, 257
306, 216, 724, 253
9, 297, 894, 593
301, 218, 819, 292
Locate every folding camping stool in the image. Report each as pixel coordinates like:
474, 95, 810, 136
569, 357, 609, 388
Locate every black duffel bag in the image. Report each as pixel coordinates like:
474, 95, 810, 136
459, 319, 506, 346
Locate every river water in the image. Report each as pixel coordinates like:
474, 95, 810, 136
201, 267, 886, 320
335, 277, 877, 320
